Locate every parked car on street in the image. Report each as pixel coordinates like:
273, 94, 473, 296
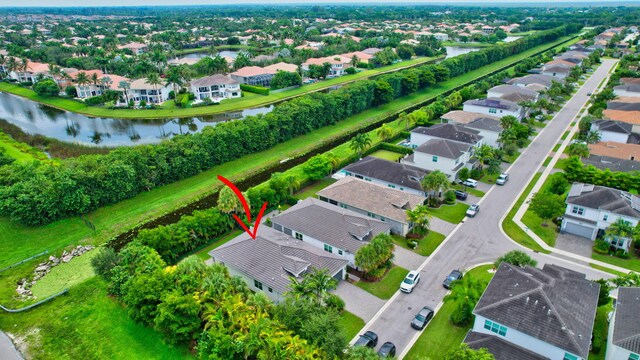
496, 173, 509, 185
377, 342, 397, 358
354, 331, 378, 348
460, 178, 478, 188
443, 270, 463, 289
411, 306, 435, 330
466, 204, 480, 217
454, 190, 468, 200
400, 270, 421, 293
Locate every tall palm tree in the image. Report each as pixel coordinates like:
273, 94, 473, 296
421, 170, 449, 199
305, 268, 337, 302
499, 115, 518, 130
165, 65, 184, 96
585, 130, 601, 144
606, 218, 637, 251
325, 152, 341, 174
75, 71, 90, 97
286, 277, 311, 299
90, 72, 100, 87
349, 133, 372, 159
350, 55, 359, 68
406, 204, 432, 236
145, 72, 164, 104
6, 57, 18, 74
474, 144, 495, 170
376, 123, 394, 142
20, 58, 29, 72
118, 80, 131, 105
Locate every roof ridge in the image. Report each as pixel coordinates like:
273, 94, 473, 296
614, 332, 640, 346
536, 285, 584, 354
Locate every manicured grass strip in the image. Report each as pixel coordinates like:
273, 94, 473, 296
451, 184, 485, 198
552, 143, 561, 152
404, 265, 494, 360
560, 131, 570, 140
369, 149, 404, 162
542, 157, 552, 167
418, 231, 447, 257
0, 277, 192, 360
429, 202, 468, 224
29, 251, 97, 299
195, 229, 243, 260
521, 209, 558, 247
589, 303, 613, 360
338, 311, 365, 341
591, 252, 640, 273
294, 178, 337, 201
501, 172, 549, 254
355, 266, 409, 300
589, 263, 627, 277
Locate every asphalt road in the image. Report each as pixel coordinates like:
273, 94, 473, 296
0, 331, 23, 360
354, 59, 618, 358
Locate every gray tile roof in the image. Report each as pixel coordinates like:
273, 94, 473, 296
607, 101, 640, 112
209, 226, 347, 295
464, 331, 550, 360
191, 74, 238, 87
615, 84, 640, 94
489, 84, 539, 102
317, 177, 426, 223
272, 197, 392, 254
415, 138, 472, 159
584, 155, 640, 173
567, 183, 640, 219
343, 156, 428, 193
464, 97, 521, 112
543, 64, 572, 73
593, 119, 633, 134
412, 123, 482, 145
466, 117, 503, 132
441, 110, 499, 124
474, 263, 600, 358
507, 74, 556, 88
612, 287, 640, 354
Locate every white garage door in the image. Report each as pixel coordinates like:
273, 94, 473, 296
564, 222, 595, 239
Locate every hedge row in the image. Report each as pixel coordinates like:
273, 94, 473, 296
240, 84, 270, 95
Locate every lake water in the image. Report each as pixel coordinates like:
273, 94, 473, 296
0, 92, 273, 147
503, 36, 522, 43
444, 46, 482, 59
178, 50, 239, 60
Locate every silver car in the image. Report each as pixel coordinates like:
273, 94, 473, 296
466, 204, 480, 217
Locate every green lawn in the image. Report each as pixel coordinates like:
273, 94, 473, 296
451, 184, 485, 198
591, 252, 640, 273
589, 263, 627, 277
355, 266, 409, 300
589, 303, 613, 360
522, 210, 558, 247
429, 202, 468, 224
0, 277, 193, 360
30, 251, 98, 299
195, 229, 243, 260
552, 143, 562, 152
542, 157, 553, 167
369, 149, 404, 162
294, 178, 337, 201
338, 311, 365, 341
404, 265, 495, 360
392, 231, 446, 257
0, 34, 578, 270
503, 151, 521, 163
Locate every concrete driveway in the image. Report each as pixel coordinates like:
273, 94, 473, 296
393, 246, 426, 270
333, 281, 386, 322
555, 232, 594, 258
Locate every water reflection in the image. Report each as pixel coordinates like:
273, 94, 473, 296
444, 46, 482, 59
0, 92, 273, 147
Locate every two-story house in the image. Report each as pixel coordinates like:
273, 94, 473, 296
230, 66, 274, 87
190, 74, 241, 101
542, 63, 573, 80
606, 287, 640, 360
343, 156, 429, 196
465, 262, 599, 360
128, 78, 174, 104
402, 138, 475, 179
507, 74, 556, 91
463, 98, 525, 120
301, 56, 351, 77
410, 123, 483, 148
560, 183, 640, 251
209, 225, 347, 303
7, 60, 51, 83
591, 120, 640, 144
317, 177, 426, 236
271, 198, 392, 267
118, 42, 148, 55
487, 85, 539, 104
464, 117, 504, 148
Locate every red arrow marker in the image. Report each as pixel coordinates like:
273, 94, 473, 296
218, 175, 268, 239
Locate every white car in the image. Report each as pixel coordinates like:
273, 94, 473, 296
466, 204, 480, 217
496, 173, 509, 185
400, 270, 421, 293
461, 178, 478, 188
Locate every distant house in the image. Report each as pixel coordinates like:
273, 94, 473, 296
487, 85, 539, 103
190, 74, 241, 101
129, 78, 174, 104
343, 156, 429, 196
583, 154, 640, 173
230, 66, 274, 87
209, 225, 348, 303
317, 177, 426, 236
507, 74, 556, 90
302, 56, 352, 77
118, 42, 148, 55
560, 183, 640, 250
410, 123, 483, 148
614, 85, 640, 98
271, 198, 392, 266
588, 142, 640, 161
441, 110, 500, 125
591, 120, 640, 144
465, 262, 599, 360
606, 287, 640, 360
463, 98, 525, 120
262, 62, 299, 74
403, 138, 475, 179
464, 117, 503, 148
433, 32, 449, 41
542, 63, 573, 80
7, 60, 50, 83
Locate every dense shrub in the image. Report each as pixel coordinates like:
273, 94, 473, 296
33, 79, 59, 97
240, 84, 270, 95
593, 240, 610, 254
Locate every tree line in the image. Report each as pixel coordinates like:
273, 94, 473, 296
0, 25, 580, 226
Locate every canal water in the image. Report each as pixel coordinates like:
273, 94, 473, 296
444, 46, 482, 59
0, 92, 273, 146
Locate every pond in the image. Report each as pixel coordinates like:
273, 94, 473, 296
176, 50, 239, 60
0, 92, 273, 147
503, 36, 522, 43
444, 46, 482, 59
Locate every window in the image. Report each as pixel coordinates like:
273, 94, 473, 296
489, 108, 497, 114
571, 206, 585, 216
324, 244, 333, 253
365, 178, 371, 181
563, 353, 578, 360
338, 250, 343, 255
432, 156, 438, 163
603, 214, 608, 221
254, 280, 263, 290
628, 353, 639, 360
388, 184, 396, 189
483, 320, 507, 336
380, 217, 385, 222
340, 203, 347, 209
268, 287, 273, 293
295, 233, 303, 241
367, 212, 375, 218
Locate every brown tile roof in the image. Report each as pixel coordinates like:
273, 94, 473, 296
588, 142, 640, 161
262, 62, 298, 74
603, 110, 640, 125
230, 66, 271, 77
620, 78, 640, 86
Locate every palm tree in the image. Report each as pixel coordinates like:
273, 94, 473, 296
406, 204, 432, 236
5, 57, 18, 74
90, 72, 100, 87
349, 133, 372, 159
286, 277, 311, 299
284, 174, 302, 196
605, 219, 637, 251
585, 130, 601, 144
376, 123, 394, 142
101, 76, 113, 92
474, 144, 495, 170
325, 152, 341, 174
421, 170, 449, 199
398, 111, 410, 130
321, 62, 332, 79
444, 274, 484, 326
145, 72, 164, 104
118, 80, 131, 105
305, 268, 337, 302
165, 65, 184, 96
499, 115, 518, 130
20, 58, 29, 72
350, 55, 359, 68
75, 71, 90, 96
217, 186, 249, 214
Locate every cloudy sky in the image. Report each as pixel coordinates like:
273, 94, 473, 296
1, 0, 638, 6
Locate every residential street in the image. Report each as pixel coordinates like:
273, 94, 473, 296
350, 59, 619, 358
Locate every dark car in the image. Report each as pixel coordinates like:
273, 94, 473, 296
411, 306, 435, 330
377, 342, 396, 358
454, 190, 468, 201
443, 270, 463, 289
354, 331, 378, 348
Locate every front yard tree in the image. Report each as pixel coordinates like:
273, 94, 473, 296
585, 130, 602, 144
349, 133, 372, 159
303, 154, 332, 180
344, 345, 380, 360
566, 143, 590, 159
355, 233, 394, 279
595, 279, 612, 307
494, 250, 537, 268
421, 170, 449, 198
376, 123, 393, 142
305, 268, 338, 303
406, 204, 432, 236
445, 274, 484, 326
33, 78, 60, 97
499, 115, 518, 130
605, 218, 637, 248
529, 192, 565, 226
612, 272, 640, 287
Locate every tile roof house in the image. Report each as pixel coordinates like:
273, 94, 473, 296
463, 98, 525, 120
542, 63, 573, 80
560, 183, 640, 250
591, 120, 640, 144
343, 156, 429, 196
468, 262, 599, 360
465, 117, 504, 148
614, 85, 640, 98
230, 66, 274, 87
583, 154, 640, 173
606, 287, 640, 360
410, 123, 483, 148
301, 55, 352, 77
209, 225, 348, 302
603, 109, 640, 125
317, 177, 426, 236
271, 198, 392, 266
588, 142, 640, 161
129, 78, 174, 104
507, 74, 557, 90
262, 62, 299, 74
402, 138, 476, 179
464, 331, 549, 360
190, 74, 241, 101
441, 110, 499, 125
487, 84, 539, 103
118, 42, 148, 55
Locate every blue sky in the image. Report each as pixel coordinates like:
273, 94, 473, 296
1, 0, 638, 6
